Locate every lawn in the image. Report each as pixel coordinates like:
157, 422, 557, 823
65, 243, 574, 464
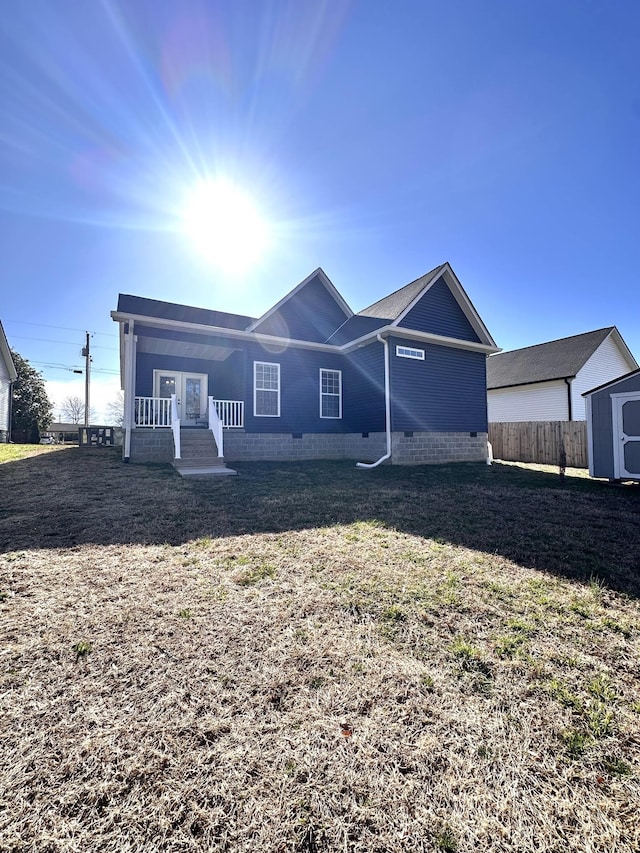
1, 447, 639, 852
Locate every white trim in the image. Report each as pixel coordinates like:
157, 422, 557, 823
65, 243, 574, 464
342, 326, 499, 354
395, 345, 425, 360
152, 370, 208, 421
111, 310, 500, 356
246, 268, 353, 333
611, 391, 640, 478
0, 321, 17, 382
585, 394, 595, 476
123, 321, 136, 459
392, 263, 497, 349
111, 311, 339, 353
254, 361, 280, 417
319, 368, 342, 419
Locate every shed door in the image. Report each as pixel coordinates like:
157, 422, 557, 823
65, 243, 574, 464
612, 394, 640, 478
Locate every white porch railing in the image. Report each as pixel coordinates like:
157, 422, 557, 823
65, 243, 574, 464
171, 394, 181, 459
133, 397, 244, 431
135, 396, 172, 427
208, 397, 224, 458
212, 399, 244, 428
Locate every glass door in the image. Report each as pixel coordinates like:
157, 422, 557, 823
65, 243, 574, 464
182, 375, 204, 423
154, 371, 208, 423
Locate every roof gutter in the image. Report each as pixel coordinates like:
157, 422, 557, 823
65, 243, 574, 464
111, 311, 500, 356
356, 334, 391, 469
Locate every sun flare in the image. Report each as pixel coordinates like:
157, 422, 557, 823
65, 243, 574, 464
181, 179, 269, 273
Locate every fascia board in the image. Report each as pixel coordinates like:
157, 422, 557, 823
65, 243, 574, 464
340, 325, 500, 355
489, 375, 574, 391
0, 323, 17, 381
110, 311, 500, 359
392, 263, 498, 348
245, 268, 353, 334
609, 327, 639, 371
111, 311, 339, 353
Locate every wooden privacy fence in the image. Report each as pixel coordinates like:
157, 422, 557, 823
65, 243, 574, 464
488, 421, 588, 468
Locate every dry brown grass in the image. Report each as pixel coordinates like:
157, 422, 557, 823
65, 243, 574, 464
1, 448, 639, 852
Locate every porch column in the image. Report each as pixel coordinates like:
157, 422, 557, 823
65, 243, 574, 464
123, 319, 137, 462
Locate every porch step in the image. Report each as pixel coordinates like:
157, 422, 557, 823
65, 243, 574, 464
179, 429, 220, 458
173, 428, 236, 477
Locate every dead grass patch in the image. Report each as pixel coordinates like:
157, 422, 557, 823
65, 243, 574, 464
1, 449, 639, 851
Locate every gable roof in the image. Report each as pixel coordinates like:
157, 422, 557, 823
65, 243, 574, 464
117, 294, 255, 331
487, 327, 637, 390
0, 321, 17, 382
357, 262, 497, 348
246, 268, 352, 336
358, 265, 445, 319
582, 367, 640, 397
113, 264, 499, 355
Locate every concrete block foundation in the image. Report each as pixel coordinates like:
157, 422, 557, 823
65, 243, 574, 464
126, 429, 488, 466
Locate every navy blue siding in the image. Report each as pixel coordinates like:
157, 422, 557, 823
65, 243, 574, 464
343, 343, 385, 433
251, 275, 349, 343
389, 336, 487, 432
243, 342, 347, 434
399, 276, 482, 342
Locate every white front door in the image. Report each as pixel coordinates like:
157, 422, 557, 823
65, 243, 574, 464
154, 371, 208, 423
612, 393, 640, 478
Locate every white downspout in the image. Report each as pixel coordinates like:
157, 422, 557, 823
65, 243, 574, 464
357, 334, 392, 469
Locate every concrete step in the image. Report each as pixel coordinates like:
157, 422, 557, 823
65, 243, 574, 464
173, 458, 236, 477
179, 431, 220, 458
175, 428, 234, 475
174, 455, 225, 468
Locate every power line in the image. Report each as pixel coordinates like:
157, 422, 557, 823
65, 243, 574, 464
3, 319, 118, 338
9, 334, 118, 351
30, 360, 119, 376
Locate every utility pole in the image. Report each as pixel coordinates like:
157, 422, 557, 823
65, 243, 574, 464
82, 332, 91, 427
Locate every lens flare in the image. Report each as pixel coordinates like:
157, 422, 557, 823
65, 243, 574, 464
181, 178, 269, 273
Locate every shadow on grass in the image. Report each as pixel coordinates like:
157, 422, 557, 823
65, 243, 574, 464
1, 447, 639, 596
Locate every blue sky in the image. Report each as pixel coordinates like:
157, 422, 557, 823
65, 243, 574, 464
1, 0, 639, 420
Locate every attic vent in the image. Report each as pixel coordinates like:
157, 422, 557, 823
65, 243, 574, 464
396, 345, 425, 360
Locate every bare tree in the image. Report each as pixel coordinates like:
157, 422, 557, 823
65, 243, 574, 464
106, 391, 125, 427
59, 395, 95, 424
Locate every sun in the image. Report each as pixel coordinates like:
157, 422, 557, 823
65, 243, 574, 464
181, 179, 269, 273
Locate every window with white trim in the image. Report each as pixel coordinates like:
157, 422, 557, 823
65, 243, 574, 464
320, 368, 342, 419
254, 362, 280, 417
396, 345, 425, 360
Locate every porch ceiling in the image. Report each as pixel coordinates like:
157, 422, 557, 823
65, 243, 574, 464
137, 336, 238, 361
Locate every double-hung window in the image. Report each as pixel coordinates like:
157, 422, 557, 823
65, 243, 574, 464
254, 362, 280, 417
320, 368, 342, 419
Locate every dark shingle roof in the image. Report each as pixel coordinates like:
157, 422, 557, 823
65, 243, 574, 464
357, 264, 445, 320
117, 294, 255, 331
487, 328, 615, 389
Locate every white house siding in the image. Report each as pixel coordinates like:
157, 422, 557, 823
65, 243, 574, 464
570, 334, 635, 420
0, 356, 10, 438
487, 380, 568, 422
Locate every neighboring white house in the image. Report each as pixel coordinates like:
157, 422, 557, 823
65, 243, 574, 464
0, 320, 17, 442
487, 327, 638, 422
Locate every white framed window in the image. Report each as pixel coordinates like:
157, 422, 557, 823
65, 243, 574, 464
254, 361, 280, 417
320, 368, 342, 419
396, 345, 425, 360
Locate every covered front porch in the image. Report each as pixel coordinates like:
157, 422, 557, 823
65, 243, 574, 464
119, 313, 250, 469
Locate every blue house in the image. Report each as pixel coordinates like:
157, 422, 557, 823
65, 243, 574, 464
111, 263, 499, 475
